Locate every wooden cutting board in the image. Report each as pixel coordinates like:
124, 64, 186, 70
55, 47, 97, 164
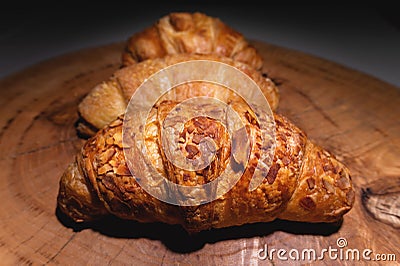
0, 41, 399, 265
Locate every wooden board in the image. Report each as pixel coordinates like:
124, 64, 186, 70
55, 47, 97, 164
0, 41, 399, 265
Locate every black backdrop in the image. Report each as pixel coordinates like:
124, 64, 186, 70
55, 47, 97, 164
1, 2, 399, 86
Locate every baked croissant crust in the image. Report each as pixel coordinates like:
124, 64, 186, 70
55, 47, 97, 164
59, 95, 354, 232
121, 12, 264, 70
77, 54, 279, 136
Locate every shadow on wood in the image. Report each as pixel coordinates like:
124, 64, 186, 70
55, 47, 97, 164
56, 206, 341, 253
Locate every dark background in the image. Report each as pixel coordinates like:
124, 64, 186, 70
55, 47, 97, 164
1, 2, 399, 87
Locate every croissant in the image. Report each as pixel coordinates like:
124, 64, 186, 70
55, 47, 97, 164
77, 54, 279, 136
121, 12, 264, 70
58, 94, 354, 233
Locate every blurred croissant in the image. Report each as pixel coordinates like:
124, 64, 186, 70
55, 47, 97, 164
121, 12, 264, 70
58, 91, 354, 233
77, 54, 279, 137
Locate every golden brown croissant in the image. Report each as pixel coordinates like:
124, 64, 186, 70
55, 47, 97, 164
77, 54, 279, 136
121, 12, 264, 70
58, 92, 354, 232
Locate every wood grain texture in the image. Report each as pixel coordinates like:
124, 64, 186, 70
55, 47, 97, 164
0, 41, 399, 265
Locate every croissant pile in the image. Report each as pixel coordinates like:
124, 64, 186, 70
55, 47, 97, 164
58, 12, 354, 233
